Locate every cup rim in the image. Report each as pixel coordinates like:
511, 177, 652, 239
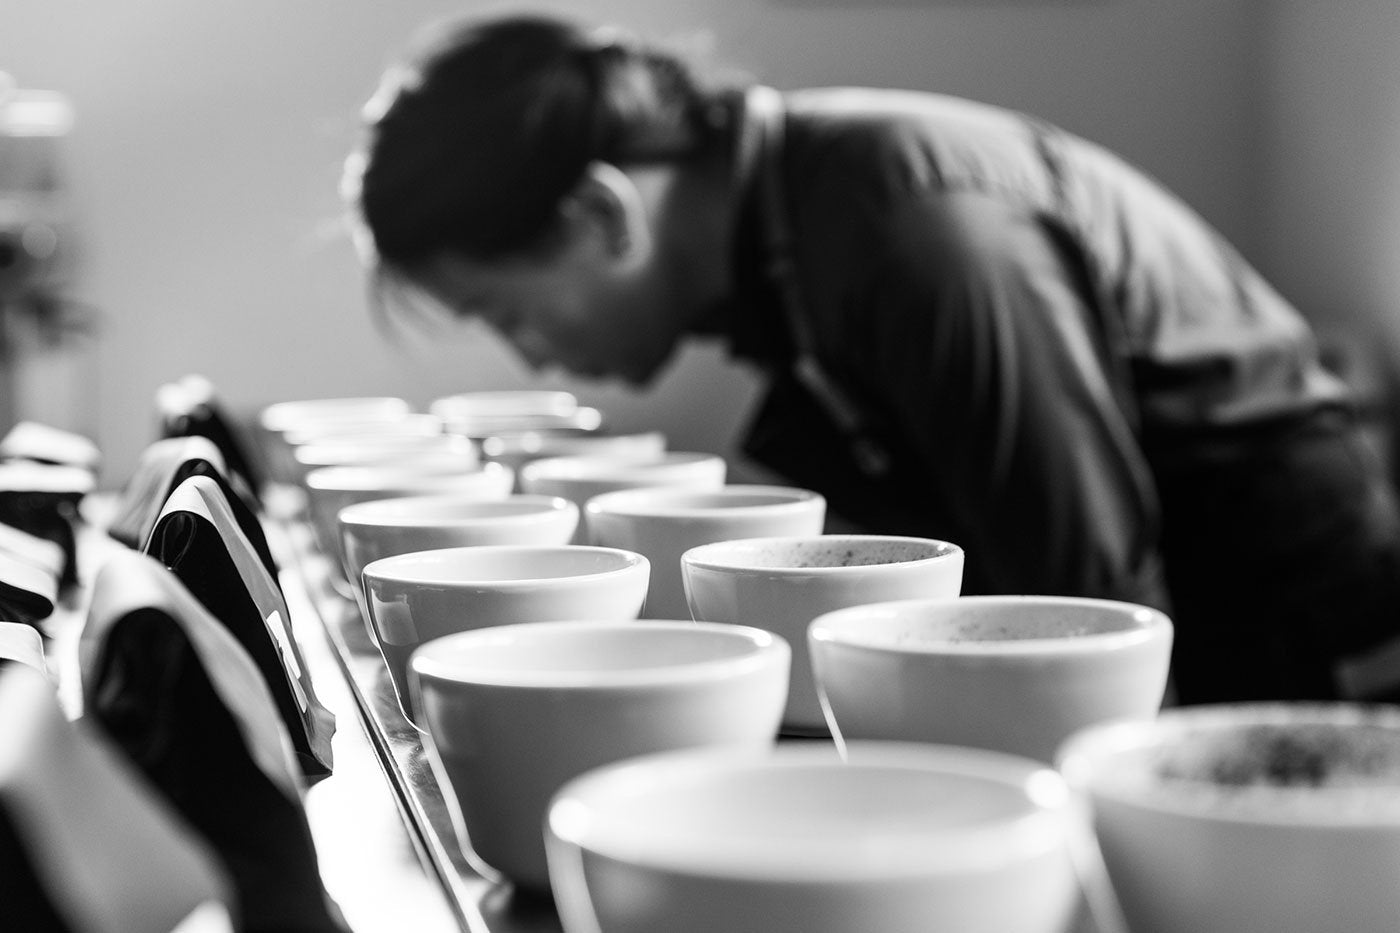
481, 428, 665, 456
520, 451, 722, 481
410, 619, 789, 689
547, 740, 1069, 879
280, 412, 444, 446
429, 389, 579, 418
1056, 702, 1400, 825
681, 535, 963, 575
442, 408, 604, 437
294, 433, 469, 457
809, 595, 1172, 656
361, 544, 648, 589
296, 447, 480, 473
585, 484, 824, 520
339, 493, 576, 530
305, 460, 512, 491
260, 396, 410, 432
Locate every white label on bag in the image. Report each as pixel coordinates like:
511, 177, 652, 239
265, 609, 309, 714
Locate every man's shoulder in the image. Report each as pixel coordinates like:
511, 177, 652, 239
782, 87, 1056, 205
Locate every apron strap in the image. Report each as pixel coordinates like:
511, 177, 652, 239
746, 85, 892, 478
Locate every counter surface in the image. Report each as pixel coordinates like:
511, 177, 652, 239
58, 490, 1104, 933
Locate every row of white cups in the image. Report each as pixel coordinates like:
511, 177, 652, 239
260, 391, 1400, 933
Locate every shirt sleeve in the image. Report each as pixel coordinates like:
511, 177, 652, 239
831, 186, 1168, 605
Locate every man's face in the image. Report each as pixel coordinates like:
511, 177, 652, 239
412, 234, 687, 386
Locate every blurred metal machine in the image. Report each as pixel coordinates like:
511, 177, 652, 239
0, 72, 79, 432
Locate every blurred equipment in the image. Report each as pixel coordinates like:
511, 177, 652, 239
0, 421, 98, 590
0, 459, 93, 589
0, 419, 100, 470
0, 72, 88, 433
0, 73, 73, 299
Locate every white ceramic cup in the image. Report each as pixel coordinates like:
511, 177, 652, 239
586, 485, 827, 621
338, 493, 580, 640
431, 391, 603, 439
520, 453, 727, 542
304, 462, 515, 584
362, 545, 650, 727
446, 409, 605, 439
1057, 703, 1400, 933
258, 396, 414, 485
291, 433, 478, 484
682, 535, 964, 734
480, 430, 667, 483
429, 390, 580, 420
259, 396, 412, 435
411, 619, 789, 894
340, 493, 581, 588
810, 595, 1174, 763
280, 413, 445, 449
545, 741, 1083, 933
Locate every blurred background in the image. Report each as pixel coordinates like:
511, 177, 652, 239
0, 0, 1397, 487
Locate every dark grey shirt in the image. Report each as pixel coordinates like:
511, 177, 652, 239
725, 86, 1354, 608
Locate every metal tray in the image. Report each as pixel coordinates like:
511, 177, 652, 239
272, 511, 563, 933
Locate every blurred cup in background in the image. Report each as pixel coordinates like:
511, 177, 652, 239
303, 461, 514, 590
338, 493, 579, 640
587, 484, 825, 621
290, 432, 476, 485
257, 396, 414, 484
362, 544, 649, 727
480, 430, 666, 484
682, 535, 964, 735
520, 453, 727, 542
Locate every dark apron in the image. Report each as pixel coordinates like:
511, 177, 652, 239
733, 87, 1400, 702
734, 88, 909, 537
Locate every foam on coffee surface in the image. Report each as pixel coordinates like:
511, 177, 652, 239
841, 605, 1138, 650
742, 539, 944, 569
938, 607, 1125, 642
1107, 716, 1400, 819
1152, 723, 1400, 787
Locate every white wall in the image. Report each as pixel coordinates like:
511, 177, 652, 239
1246, 0, 1400, 461
0, 0, 1330, 485
1258, 0, 1400, 331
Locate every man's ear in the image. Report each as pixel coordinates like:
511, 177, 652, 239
566, 161, 653, 270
